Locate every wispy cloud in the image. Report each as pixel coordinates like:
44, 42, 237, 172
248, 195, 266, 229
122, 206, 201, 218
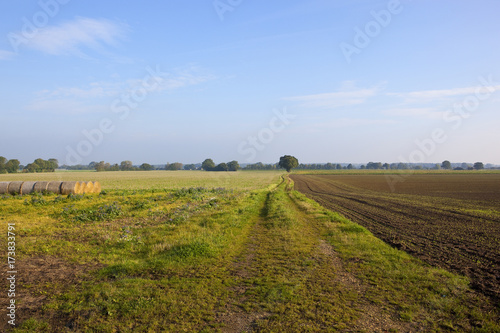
21, 17, 127, 57
29, 66, 215, 114
26, 99, 108, 115
389, 84, 500, 102
0, 49, 15, 60
382, 107, 445, 119
317, 118, 396, 128
284, 81, 383, 108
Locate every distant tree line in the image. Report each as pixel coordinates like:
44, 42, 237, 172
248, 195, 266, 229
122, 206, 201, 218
243, 162, 279, 170
293, 160, 488, 171
1, 155, 491, 174
92, 161, 187, 172
201, 159, 239, 171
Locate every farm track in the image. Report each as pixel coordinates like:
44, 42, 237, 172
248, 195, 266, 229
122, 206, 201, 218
217, 186, 418, 332
291, 174, 500, 304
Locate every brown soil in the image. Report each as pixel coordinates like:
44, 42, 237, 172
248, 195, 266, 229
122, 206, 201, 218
0, 256, 103, 331
291, 174, 500, 304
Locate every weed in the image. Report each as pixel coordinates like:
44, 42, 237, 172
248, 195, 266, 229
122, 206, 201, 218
24, 193, 47, 206
61, 202, 123, 223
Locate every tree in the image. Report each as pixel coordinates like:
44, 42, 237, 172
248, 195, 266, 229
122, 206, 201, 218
347, 163, 354, 170
0, 156, 6, 174
166, 162, 183, 171
441, 160, 452, 170
120, 161, 133, 171
215, 163, 228, 171
473, 162, 484, 170
227, 160, 239, 171
183, 164, 197, 170
5, 159, 20, 173
278, 155, 299, 173
48, 158, 59, 170
23, 158, 52, 173
95, 161, 106, 172
367, 162, 383, 170
202, 159, 215, 171
140, 163, 154, 171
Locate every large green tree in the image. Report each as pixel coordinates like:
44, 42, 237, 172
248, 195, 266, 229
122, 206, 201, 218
5, 159, 20, 173
473, 162, 484, 170
140, 163, 154, 171
227, 160, 239, 171
215, 163, 228, 171
278, 155, 299, 172
201, 159, 215, 171
441, 160, 452, 170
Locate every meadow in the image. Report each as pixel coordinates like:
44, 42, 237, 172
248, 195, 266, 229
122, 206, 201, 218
0, 170, 499, 332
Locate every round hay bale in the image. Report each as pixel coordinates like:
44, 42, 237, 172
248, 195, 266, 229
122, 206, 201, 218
93, 181, 101, 194
20, 181, 37, 195
33, 181, 50, 193
8, 181, 24, 195
82, 181, 94, 194
61, 181, 82, 195
0, 182, 10, 195
47, 181, 63, 194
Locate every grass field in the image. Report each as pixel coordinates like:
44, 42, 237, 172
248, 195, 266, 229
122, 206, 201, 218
1, 170, 499, 332
0, 170, 283, 191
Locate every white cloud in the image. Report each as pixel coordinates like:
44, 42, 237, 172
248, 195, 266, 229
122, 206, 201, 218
22, 17, 127, 56
284, 81, 382, 108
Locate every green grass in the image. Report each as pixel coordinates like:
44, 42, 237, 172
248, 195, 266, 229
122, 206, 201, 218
1, 171, 499, 332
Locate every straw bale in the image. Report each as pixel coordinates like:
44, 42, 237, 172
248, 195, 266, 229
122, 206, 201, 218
47, 181, 63, 194
8, 181, 24, 195
33, 181, 50, 193
61, 181, 82, 195
82, 181, 94, 194
0, 182, 10, 195
93, 181, 101, 194
20, 181, 37, 195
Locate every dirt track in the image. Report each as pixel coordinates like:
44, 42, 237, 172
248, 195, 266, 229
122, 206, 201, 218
291, 174, 500, 303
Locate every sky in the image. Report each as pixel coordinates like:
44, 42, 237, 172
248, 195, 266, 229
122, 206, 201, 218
1, 0, 499, 166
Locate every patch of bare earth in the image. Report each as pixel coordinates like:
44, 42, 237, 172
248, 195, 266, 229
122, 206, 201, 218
0, 256, 103, 331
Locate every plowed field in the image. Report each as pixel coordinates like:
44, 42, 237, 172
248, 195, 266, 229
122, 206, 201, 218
291, 174, 500, 303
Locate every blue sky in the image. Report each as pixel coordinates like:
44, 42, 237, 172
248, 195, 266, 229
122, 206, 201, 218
1, 0, 499, 166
